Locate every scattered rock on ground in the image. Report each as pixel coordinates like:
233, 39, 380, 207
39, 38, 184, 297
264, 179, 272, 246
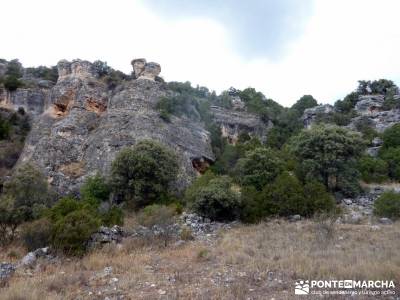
379, 217, 393, 225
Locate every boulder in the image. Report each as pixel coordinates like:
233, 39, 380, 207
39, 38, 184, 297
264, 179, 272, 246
378, 217, 393, 225
0, 263, 15, 282
372, 137, 383, 147
302, 104, 334, 128
366, 146, 381, 157
131, 58, 161, 81
355, 95, 385, 115
88, 225, 124, 248
210, 105, 270, 144
19, 247, 49, 268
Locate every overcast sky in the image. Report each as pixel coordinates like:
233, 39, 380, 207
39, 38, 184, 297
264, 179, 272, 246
1, 0, 399, 106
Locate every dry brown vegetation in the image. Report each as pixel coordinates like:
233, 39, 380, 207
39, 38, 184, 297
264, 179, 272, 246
1, 219, 400, 299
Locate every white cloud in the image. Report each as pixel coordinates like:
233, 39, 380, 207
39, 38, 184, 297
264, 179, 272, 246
0, 0, 399, 106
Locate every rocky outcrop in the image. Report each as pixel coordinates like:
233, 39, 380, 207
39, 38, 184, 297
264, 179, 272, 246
88, 225, 124, 249
210, 105, 270, 144
131, 59, 161, 81
18, 59, 214, 194
354, 95, 385, 115
0, 263, 15, 283
302, 104, 334, 128
349, 109, 400, 133
0, 88, 50, 116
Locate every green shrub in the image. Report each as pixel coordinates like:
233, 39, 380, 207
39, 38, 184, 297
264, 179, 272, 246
0, 116, 11, 140
192, 176, 241, 221
374, 191, 400, 220
0, 195, 26, 243
80, 174, 110, 203
3, 163, 51, 221
239, 186, 263, 223
4, 76, 22, 91
21, 218, 52, 251
111, 140, 179, 209
358, 156, 389, 183
303, 181, 336, 216
382, 124, 400, 149
261, 172, 307, 216
46, 197, 86, 222
211, 144, 241, 175
290, 125, 365, 197
184, 171, 216, 205
101, 206, 124, 226
379, 148, 400, 180
234, 147, 284, 191
52, 209, 101, 256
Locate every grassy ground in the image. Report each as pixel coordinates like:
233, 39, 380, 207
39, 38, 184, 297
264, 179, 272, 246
1, 219, 399, 299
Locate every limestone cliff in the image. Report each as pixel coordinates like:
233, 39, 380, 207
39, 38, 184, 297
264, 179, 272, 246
1, 59, 270, 195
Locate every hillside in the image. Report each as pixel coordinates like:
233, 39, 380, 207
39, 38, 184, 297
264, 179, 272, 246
1, 58, 400, 299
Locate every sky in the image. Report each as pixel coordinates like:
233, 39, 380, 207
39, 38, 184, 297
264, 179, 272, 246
1, 0, 400, 107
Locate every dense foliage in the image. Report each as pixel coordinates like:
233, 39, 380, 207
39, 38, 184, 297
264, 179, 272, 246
374, 191, 400, 220
289, 125, 365, 197
111, 140, 179, 208
191, 176, 241, 221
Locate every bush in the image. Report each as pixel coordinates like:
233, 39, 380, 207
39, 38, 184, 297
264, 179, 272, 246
21, 218, 52, 251
234, 147, 284, 191
290, 125, 365, 197
358, 156, 389, 183
192, 176, 241, 221
111, 140, 179, 209
261, 172, 307, 216
80, 174, 110, 203
184, 171, 216, 205
4, 76, 22, 91
374, 191, 400, 220
379, 148, 400, 180
52, 209, 101, 256
101, 206, 124, 226
0, 195, 26, 243
382, 124, 400, 149
211, 144, 241, 175
3, 163, 51, 221
303, 181, 336, 216
239, 186, 263, 223
0, 116, 11, 140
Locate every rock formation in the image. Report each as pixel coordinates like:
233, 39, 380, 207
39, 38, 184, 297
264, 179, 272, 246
131, 58, 161, 81
210, 105, 270, 144
302, 104, 334, 128
355, 95, 385, 115
16, 59, 214, 194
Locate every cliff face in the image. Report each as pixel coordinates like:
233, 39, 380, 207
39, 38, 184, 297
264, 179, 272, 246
8, 59, 268, 195
302, 94, 400, 133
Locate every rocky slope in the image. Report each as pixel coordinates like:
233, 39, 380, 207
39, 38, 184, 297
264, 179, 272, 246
1, 59, 268, 195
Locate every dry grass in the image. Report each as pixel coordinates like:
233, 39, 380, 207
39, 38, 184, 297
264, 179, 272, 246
1, 220, 399, 299
58, 161, 85, 178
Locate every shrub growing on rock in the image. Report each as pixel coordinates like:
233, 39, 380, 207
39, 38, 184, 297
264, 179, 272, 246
80, 174, 110, 203
374, 191, 400, 220
379, 148, 400, 180
192, 176, 241, 221
111, 140, 179, 209
382, 124, 400, 149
